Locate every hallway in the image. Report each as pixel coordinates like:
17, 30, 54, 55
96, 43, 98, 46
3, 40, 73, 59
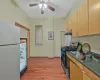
21, 58, 69, 80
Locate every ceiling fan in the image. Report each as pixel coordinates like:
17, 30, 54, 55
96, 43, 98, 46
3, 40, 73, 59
29, 0, 55, 14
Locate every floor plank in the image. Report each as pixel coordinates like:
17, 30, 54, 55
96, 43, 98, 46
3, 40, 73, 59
21, 58, 69, 80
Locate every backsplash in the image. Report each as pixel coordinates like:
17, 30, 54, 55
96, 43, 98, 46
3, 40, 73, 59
72, 35, 100, 54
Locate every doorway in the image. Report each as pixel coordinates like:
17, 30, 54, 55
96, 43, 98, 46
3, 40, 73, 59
60, 31, 66, 47
15, 22, 30, 58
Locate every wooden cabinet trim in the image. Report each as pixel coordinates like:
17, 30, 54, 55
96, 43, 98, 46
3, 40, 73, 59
15, 22, 30, 58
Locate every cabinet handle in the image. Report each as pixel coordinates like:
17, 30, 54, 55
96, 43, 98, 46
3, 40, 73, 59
80, 68, 94, 80
82, 70, 85, 73
80, 68, 83, 71
81, 69, 86, 73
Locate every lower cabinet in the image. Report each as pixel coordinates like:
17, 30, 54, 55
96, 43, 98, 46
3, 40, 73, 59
70, 61, 92, 80
83, 73, 92, 80
68, 54, 100, 80
70, 61, 83, 80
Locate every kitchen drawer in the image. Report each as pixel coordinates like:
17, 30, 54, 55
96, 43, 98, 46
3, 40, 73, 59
83, 67, 99, 80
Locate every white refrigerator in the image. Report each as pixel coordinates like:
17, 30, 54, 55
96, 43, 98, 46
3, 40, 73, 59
0, 22, 20, 80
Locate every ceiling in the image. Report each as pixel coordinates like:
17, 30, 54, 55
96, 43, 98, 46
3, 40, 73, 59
15, 0, 75, 18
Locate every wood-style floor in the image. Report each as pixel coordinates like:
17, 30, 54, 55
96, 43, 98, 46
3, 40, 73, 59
21, 58, 69, 80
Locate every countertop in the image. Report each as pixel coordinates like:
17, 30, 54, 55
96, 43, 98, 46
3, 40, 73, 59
67, 51, 100, 77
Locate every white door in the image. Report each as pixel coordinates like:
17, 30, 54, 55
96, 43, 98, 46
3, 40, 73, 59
60, 31, 65, 47
0, 44, 20, 80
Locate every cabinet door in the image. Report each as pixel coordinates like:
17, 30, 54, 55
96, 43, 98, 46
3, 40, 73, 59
70, 61, 83, 80
71, 12, 78, 37
89, 0, 100, 34
83, 73, 92, 80
78, 0, 89, 36
66, 20, 70, 31
66, 21, 69, 31
66, 19, 72, 31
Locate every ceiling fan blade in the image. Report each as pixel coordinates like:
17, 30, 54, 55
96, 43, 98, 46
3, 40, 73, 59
41, 9, 44, 14
47, 5, 55, 11
29, 3, 38, 7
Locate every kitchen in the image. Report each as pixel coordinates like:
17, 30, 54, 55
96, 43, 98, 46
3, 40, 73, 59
0, 0, 100, 80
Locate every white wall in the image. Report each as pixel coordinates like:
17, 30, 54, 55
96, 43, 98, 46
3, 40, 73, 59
0, 0, 30, 28
54, 18, 66, 57
29, 18, 54, 57
0, 0, 67, 57
20, 28, 27, 38
72, 35, 100, 54
0, 0, 66, 57
29, 18, 65, 57
65, 0, 83, 22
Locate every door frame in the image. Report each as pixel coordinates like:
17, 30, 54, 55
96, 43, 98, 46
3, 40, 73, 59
15, 22, 30, 58
60, 31, 66, 47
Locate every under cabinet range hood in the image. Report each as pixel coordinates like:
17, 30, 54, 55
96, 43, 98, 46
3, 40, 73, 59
65, 32, 72, 47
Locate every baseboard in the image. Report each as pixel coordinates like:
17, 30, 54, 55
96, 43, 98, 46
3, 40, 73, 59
30, 57, 48, 58
30, 56, 60, 58
55, 57, 60, 58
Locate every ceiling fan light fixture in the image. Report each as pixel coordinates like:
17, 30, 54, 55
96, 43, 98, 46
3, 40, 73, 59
39, 4, 42, 8
44, 4, 47, 8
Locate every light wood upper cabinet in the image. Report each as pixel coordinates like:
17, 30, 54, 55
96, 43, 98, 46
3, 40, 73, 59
89, 0, 100, 34
78, 0, 89, 36
70, 61, 83, 80
66, 12, 78, 37
66, 0, 100, 37
72, 12, 78, 37
66, 19, 72, 32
